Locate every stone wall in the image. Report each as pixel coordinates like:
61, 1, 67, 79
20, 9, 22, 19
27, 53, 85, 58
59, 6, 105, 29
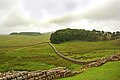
0, 67, 75, 80
0, 53, 119, 80
0, 43, 120, 80
49, 42, 120, 67
49, 43, 89, 64
81, 53, 120, 69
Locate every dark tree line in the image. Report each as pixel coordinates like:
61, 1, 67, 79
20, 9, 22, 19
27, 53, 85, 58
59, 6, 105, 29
50, 28, 120, 44
10, 32, 42, 36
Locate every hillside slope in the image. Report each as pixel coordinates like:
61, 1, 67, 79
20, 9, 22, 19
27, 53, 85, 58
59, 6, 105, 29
59, 61, 120, 80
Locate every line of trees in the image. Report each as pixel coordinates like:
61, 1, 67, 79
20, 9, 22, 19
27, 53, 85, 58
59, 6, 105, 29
50, 28, 120, 44
10, 32, 42, 36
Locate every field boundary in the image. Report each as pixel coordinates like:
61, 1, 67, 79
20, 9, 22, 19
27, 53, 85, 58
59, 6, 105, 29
49, 43, 120, 65
1, 41, 120, 65
0, 67, 75, 80
0, 42, 48, 48
48, 43, 99, 64
0, 42, 120, 80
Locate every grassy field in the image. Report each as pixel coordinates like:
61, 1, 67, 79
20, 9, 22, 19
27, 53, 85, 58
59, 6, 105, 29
0, 33, 51, 46
0, 43, 81, 72
0, 34, 81, 72
54, 40, 120, 61
59, 61, 120, 80
0, 34, 120, 80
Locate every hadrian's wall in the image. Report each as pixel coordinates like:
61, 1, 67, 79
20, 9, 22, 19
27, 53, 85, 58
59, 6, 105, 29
81, 53, 120, 70
0, 67, 77, 80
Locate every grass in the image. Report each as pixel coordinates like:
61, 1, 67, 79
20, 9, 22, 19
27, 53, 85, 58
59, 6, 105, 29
0, 44, 81, 72
0, 36, 81, 72
0, 33, 51, 46
0, 34, 120, 80
54, 40, 120, 61
59, 61, 120, 80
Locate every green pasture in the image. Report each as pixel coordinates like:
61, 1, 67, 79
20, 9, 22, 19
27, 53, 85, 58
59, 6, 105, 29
59, 61, 120, 80
54, 40, 120, 61
0, 34, 81, 72
0, 34, 120, 80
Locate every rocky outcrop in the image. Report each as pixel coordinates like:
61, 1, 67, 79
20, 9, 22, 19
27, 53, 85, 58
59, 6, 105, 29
0, 67, 75, 80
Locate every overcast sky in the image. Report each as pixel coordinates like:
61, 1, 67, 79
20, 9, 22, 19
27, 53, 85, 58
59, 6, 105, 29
0, 0, 120, 34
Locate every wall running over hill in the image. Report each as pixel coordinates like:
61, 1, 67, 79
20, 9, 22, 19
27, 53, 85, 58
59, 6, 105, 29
49, 43, 98, 64
81, 53, 120, 70
0, 42, 120, 80
49, 43, 120, 66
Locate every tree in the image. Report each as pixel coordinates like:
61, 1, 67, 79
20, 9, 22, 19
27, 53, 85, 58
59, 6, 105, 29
10, 32, 19, 35
50, 28, 119, 44
10, 32, 42, 36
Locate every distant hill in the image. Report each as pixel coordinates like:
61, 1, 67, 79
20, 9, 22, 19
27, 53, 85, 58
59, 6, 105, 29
10, 32, 42, 36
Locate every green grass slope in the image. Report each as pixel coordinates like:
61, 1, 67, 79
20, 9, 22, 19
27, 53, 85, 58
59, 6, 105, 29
0, 33, 50, 46
0, 43, 81, 72
54, 41, 120, 61
59, 61, 120, 80
0, 33, 120, 80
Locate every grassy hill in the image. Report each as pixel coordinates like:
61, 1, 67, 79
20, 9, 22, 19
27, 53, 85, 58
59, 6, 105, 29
53, 40, 120, 61
59, 61, 120, 80
0, 33, 120, 80
0, 33, 81, 72
0, 33, 50, 46
0, 43, 81, 72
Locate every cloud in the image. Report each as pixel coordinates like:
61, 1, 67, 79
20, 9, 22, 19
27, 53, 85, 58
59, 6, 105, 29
49, 0, 120, 24
47, 0, 120, 32
0, 0, 22, 21
81, 0, 120, 20
23, 0, 90, 20
1, 10, 31, 27
0, 0, 33, 34
0, 0, 120, 34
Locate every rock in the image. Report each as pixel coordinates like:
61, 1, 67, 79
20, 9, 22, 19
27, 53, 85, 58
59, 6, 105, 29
22, 75, 27, 80
0, 78, 3, 80
17, 77, 23, 80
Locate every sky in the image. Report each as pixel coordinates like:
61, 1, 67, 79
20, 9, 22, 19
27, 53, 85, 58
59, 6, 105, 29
0, 0, 120, 34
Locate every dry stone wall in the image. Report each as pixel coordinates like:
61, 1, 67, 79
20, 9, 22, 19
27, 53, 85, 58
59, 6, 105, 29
49, 43, 120, 66
0, 53, 119, 80
48, 43, 89, 64
81, 53, 120, 69
0, 67, 75, 80
0, 42, 120, 80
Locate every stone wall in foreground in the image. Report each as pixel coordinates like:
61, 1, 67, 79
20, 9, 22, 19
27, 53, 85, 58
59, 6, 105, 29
0, 53, 120, 80
0, 67, 76, 80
